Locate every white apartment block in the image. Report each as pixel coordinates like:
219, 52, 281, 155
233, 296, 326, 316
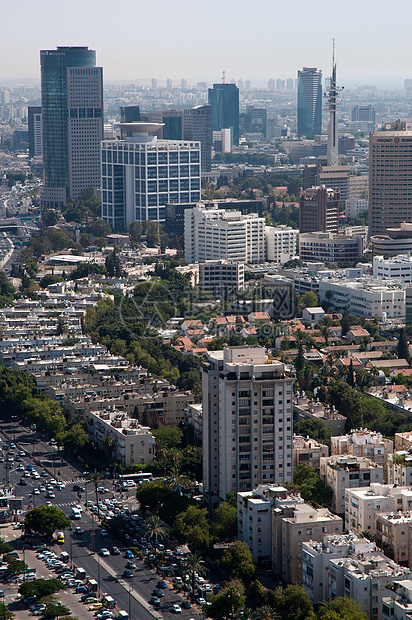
331, 429, 394, 469
265, 225, 298, 264
303, 534, 410, 620
87, 410, 155, 467
202, 346, 295, 507
345, 196, 368, 219
345, 483, 412, 534
302, 534, 376, 604
387, 452, 412, 486
383, 579, 412, 620
101, 122, 201, 229
184, 204, 265, 264
320, 455, 384, 515
318, 277, 406, 319
293, 435, 329, 473
373, 254, 412, 284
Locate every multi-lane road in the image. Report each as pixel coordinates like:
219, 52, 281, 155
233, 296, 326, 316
0, 425, 203, 620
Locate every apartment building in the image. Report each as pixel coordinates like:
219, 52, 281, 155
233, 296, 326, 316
345, 483, 412, 534
293, 435, 329, 473
298, 186, 340, 234
320, 455, 384, 515
202, 346, 295, 507
331, 429, 393, 469
184, 204, 265, 264
376, 511, 412, 566
199, 260, 245, 297
293, 392, 346, 435
395, 432, 412, 451
265, 226, 298, 264
387, 452, 412, 486
373, 254, 412, 284
303, 534, 410, 620
382, 580, 412, 620
87, 410, 155, 466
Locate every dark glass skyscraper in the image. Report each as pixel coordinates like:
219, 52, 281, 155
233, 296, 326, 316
208, 83, 239, 146
40, 46, 103, 209
297, 67, 322, 139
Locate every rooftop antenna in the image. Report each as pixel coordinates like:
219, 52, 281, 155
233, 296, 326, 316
325, 38, 343, 166
222, 70, 226, 84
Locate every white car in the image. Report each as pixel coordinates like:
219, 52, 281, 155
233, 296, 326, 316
100, 548, 110, 557
171, 604, 182, 614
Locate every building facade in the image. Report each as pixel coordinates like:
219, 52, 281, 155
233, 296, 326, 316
40, 46, 103, 209
28, 106, 42, 158
265, 226, 298, 264
184, 204, 265, 264
297, 67, 322, 138
183, 105, 212, 173
101, 122, 201, 229
202, 346, 295, 507
369, 121, 412, 237
199, 260, 245, 297
208, 83, 239, 146
299, 186, 340, 234
299, 231, 363, 263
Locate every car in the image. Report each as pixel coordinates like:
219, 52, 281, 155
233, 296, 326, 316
111, 547, 120, 555
73, 485, 85, 492
41, 471, 48, 477
46, 501, 52, 507
23, 595, 37, 606
203, 584, 213, 592
33, 488, 40, 495
88, 603, 103, 611
9, 443, 15, 449
84, 597, 99, 605
125, 550, 135, 559
47, 491, 55, 499
19, 451, 25, 457
56, 482, 65, 490
173, 577, 183, 585
75, 586, 88, 594
152, 589, 164, 598
123, 570, 133, 579
100, 548, 110, 557
157, 580, 168, 589
182, 600, 192, 609
197, 597, 206, 606
96, 613, 116, 620
126, 561, 136, 569
150, 596, 160, 606
15, 456, 21, 462
81, 593, 95, 602
171, 604, 182, 614
100, 529, 108, 537
196, 576, 205, 585
74, 526, 83, 535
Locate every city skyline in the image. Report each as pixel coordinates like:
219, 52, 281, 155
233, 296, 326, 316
1, 0, 412, 88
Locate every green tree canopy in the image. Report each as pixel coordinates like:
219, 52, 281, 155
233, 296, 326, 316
152, 425, 183, 450
292, 464, 333, 508
25, 506, 70, 539
19, 578, 65, 599
218, 540, 256, 584
270, 584, 316, 620
294, 418, 332, 446
212, 500, 238, 542
317, 596, 368, 620
207, 579, 245, 620
172, 505, 212, 553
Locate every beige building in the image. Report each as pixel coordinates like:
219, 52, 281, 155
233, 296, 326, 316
395, 432, 412, 452
331, 429, 393, 470
87, 410, 155, 467
345, 483, 412, 534
376, 512, 412, 567
293, 435, 329, 473
387, 452, 412, 487
320, 455, 385, 515
294, 392, 346, 435
277, 502, 343, 584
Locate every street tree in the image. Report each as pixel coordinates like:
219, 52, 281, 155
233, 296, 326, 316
207, 579, 245, 620
270, 585, 316, 620
212, 501, 238, 542
218, 541, 256, 584
19, 578, 65, 598
142, 515, 167, 567
317, 596, 368, 620
183, 552, 206, 601
173, 505, 212, 554
25, 506, 70, 539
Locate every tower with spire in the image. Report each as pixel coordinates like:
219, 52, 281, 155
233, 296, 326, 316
326, 40, 343, 166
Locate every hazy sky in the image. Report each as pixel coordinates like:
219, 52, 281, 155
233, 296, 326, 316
2, 0, 412, 88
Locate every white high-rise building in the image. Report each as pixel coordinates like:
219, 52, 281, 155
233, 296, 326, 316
101, 122, 201, 230
202, 346, 295, 507
184, 204, 265, 264
265, 225, 298, 263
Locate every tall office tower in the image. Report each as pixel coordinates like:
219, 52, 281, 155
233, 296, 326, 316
243, 106, 267, 137
28, 106, 42, 158
101, 122, 201, 230
276, 78, 285, 91
245, 80, 251, 91
202, 346, 295, 507
350, 104, 376, 132
268, 79, 275, 91
369, 121, 412, 237
184, 203, 265, 263
181, 78, 187, 89
0, 90, 10, 106
208, 82, 239, 146
297, 67, 322, 138
238, 79, 244, 90
40, 46, 103, 209
151, 77, 158, 89
299, 186, 340, 234
166, 77, 172, 89
286, 78, 294, 91
183, 105, 212, 173
161, 111, 183, 140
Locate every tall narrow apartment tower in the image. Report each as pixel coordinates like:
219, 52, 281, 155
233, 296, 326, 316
297, 67, 322, 138
40, 46, 103, 209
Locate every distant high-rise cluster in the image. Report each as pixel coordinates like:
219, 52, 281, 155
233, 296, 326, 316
40, 46, 103, 209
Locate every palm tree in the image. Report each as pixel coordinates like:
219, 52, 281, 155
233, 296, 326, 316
89, 471, 102, 521
142, 515, 167, 569
166, 465, 193, 493
253, 605, 279, 620
184, 552, 206, 602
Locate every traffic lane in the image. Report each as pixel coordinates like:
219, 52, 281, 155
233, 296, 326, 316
67, 527, 198, 619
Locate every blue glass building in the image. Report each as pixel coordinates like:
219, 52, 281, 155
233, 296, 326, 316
297, 67, 322, 139
208, 83, 239, 146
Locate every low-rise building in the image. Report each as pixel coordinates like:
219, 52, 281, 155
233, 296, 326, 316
299, 231, 364, 263
294, 392, 347, 435
376, 511, 412, 567
87, 410, 155, 467
265, 225, 298, 264
382, 579, 412, 620
373, 254, 412, 284
293, 435, 329, 473
395, 432, 412, 452
345, 483, 412, 534
387, 452, 412, 486
199, 260, 245, 296
320, 455, 385, 515
331, 429, 393, 469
